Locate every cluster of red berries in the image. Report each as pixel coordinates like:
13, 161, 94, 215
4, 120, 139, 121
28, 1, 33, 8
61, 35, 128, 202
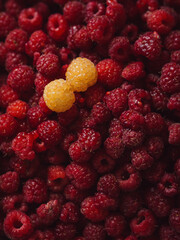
0, 0, 180, 239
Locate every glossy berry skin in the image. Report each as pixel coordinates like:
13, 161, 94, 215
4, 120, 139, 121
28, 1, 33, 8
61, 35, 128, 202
122, 62, 145, 82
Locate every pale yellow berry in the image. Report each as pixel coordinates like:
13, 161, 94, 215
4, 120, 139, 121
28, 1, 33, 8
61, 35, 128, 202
66, 57, 98, 92
43, 79, 75, 113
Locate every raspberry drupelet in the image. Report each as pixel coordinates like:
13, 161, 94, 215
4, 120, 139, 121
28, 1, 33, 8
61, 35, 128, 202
83, 223, 106, 240
5, 52, 28, 72
63, 1, 85, 25
105, 214, 126, 237
0, 171, 19, 194
0, 12, 17, 38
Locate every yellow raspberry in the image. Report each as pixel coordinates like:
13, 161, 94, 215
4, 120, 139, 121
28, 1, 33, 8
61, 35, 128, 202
43, 79, 75, 113
66, 57, 98, 92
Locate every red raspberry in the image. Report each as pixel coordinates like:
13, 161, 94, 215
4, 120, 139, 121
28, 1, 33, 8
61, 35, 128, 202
104, 136, 124, 159
37, 120, 62, 147
165, 30, 180, 51
64, 184, 87, 203
33, 1, 50, 20
55, 223, 76, 240
122, 129, 145, 148
120, 110, 145, 130
60, 202, 80, 223
81, 196, 108, 222
121, 24, 138, 43
0, 12, 17, 38
29, 230, 55, 240
94, 192, 117, 210
5, 0, 23, 18
7, 65, 35, 93
0, 171, 19, 194
23, 178, 47, 204
150, 87, 168, 111
146, 187, 172, 217
34, 73, 50, 96
104, 88, 128, 117
18, 8, 43, 33
145, 136, 164, 159
169, 209, 180, 233
27, 106, 47, 129
124, 236, 137, 240
29, 213, 41, 230
168, 123, 180, 145
0, 113, 17, 137
116, 163, 142, 191
109, 36, 131, 62
105, 214, 126, 237
59, 47, 76, 64
36, 53, 60, 79
0, 140, 14, 156
67, 25, 82, 50
122, 62, 145, 82
171, 50, 180, 63
175, 159, 180, 178
93, 149, 116, 174
134, 31, 162, 60
158, 173, 178, 197
37, 200, 61, 225
90, 102, 111, 125
85, 83, 105, 108
131, 147, 154, 170
7, 100, 29, 119
109, 118, 123, 137
147, 9, 175, 35
46, 147, 66, 164
47, 165, 68, 192
62, 133, 77, 152
69, 141, 92, 163
3, 210, 33, 240
87, 16, 114, 44
85, 1, 105, 22
160, 225, 180, 240
80, 50, 101, 64
73, 26, 92, 51
25, 30, 48, 56
159, 62, 180, 94
2, 194, 28, 214
120, 191, 142, 217
58, 104, 79, 126
5, 52, 27, 72
130, 209, 156, 237
96, 59, 123, 89
47, 13, 69, 42
145, 112, 165, 135
5, 29, 28, 53
97, 174, 120, 198
83, 223, 106, 240
65, 163, 96, 190
0, 42, 7, 66
136, 0, 159, 14
63, 1, 85, 25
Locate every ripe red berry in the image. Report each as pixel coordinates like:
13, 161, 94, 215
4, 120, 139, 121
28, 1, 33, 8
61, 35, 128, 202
7, 100, 29, 119
63, 1, 85, 25
83, 223, 106, 240
0, 12, 17, 38
0, 171, 19, 194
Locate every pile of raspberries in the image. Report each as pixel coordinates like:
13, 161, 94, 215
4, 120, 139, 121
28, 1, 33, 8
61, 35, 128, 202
0, 0, 180, 239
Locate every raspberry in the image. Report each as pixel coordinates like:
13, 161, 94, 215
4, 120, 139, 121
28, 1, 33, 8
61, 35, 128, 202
29, 230, 55, 240
122, 129, 145, 148
120, 110, 145, 130
69, 141, 92, 163
37, 200, 61, 225
0, 12, 17, 38
5, 52, 27, 72
64, 184, 87, 203
81, 196, 108, 222
58, 104, 79, 126
120, 191, 142, 217
96, 59, 123, 89
146, 188, 172, 217
147, 9, 175, 35
18, 8, 43, 33
33, 1, 50, 20
5, 29, 28, 53
130, 209, 156, 237
25, 30, 48, 56
104, 88, 128, 117
165, 30, 180, 51
94, 192, 117, 210
131, 147, 154, 170
0, 171, 19, 194
46, 147, 66, 164
73, 26, 92, 51
116, 163, 142, 191
109, 36, 131, 62
124, 236, 137, 240
104, 136, 124, 159
63, 1, 85, 25
47, 165, 68, 192
109, 118, 123, 137
105, 214, 126, 237
0, 113, 17, 137
121, 24, 138, 43
5, 0, 23, 18
67, 25, 82, 50
136, 0, 159, 14
145, 112, 165, 135
55, 223, 76, 240
2, 195, 28, 214
34, 73, 50, 96
171, 50, 180, 63
150, 87, 168, 111
83, 223, 105, 240
7, 65, 35, 93
3, 210, 33, 240
169, 209, 180, 233
158, 173, 178, 197
145, 136, 164, 159
60, 202, 79, 223
7, 100, 29, 119
134, 31, 162, 60
97, 174, 120, 198
122, 62, 145, 82
0, 42, 7, 66
79, 50, 101, 64
65, 163, 96, 190
87, 15, 114, 44
160, 225, 180, 240
36, 53, 61, 79
43, 79, 75, 113
106, 2, 126, 31
85, 83, 106, 108
93, 149, 116, 173
168, 123, 180, 145
66, 57, 98, 92
59, 47, 76, 64
159, 62, 180, 94
175, 159, 180, 178
85, 1, 105, 22
23, 178, 47, 204
47, 13, 69, 42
